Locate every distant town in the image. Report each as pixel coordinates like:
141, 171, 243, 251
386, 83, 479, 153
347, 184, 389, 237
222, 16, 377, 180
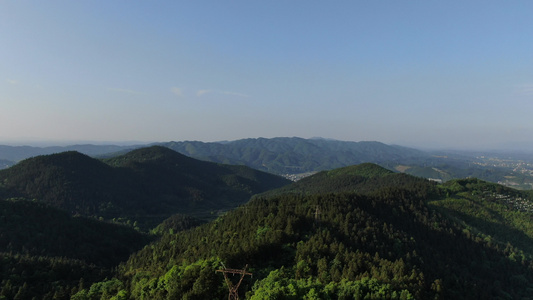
475, 155, 533, 189
484, 192, 533, 213
282, 171, 318, 181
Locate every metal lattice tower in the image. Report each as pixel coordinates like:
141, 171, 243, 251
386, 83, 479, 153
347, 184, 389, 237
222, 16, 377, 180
216, 264, 252, 300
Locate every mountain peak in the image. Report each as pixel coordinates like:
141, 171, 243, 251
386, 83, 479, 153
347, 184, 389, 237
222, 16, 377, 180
105, 145, 194, 167
12, 150, 105, 172
326, 163, 394, 178
122, 145, 182, 158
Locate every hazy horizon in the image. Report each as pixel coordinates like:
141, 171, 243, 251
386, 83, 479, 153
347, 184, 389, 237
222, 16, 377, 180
1, 136, 533, 154
2, 2, 533, 151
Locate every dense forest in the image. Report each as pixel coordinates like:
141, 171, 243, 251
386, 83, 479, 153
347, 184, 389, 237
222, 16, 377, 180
96, 165, 531, 300
2, 138, 532, 190
1, 150, 533, 299
161, 138, 426, 175
0, 198, 150, 299
0, 146, 290, 229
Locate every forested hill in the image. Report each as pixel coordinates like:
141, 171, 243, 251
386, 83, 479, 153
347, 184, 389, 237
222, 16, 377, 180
0, 198, 150, 267
161, 137, 427, 174
0, 146, 290, 229
0, 197, 154, 299
161, 138, 533, 188
69, 164, 533, 299
257, 163, 437, 197
3, 138, 531, 190
0, 138, 423, 170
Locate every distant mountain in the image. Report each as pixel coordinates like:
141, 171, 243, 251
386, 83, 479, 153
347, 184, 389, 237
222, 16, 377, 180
158, 138, 533, 189
0, 144, 135, 162
160, 137, 428, 174
2, 137, 532, 189
0, 146, 290, 229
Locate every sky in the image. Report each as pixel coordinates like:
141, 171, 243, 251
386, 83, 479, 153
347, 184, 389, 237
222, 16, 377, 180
1, 1, 533, 150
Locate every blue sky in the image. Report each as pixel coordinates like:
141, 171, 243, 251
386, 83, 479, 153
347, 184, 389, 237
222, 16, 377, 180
1, 1, 533, 149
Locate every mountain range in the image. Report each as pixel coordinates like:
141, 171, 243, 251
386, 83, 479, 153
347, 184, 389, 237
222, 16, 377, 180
2, 137, 532, 189
160, 138, 427, 174
1, 146, 533, 299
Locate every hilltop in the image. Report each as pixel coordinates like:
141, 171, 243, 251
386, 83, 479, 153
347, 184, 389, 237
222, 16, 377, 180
257, 163, 435, 197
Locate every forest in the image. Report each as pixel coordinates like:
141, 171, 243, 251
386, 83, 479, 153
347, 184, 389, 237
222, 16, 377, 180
1, 148, 533, 299
3, 137, 532, 190
0, 146, 289, 230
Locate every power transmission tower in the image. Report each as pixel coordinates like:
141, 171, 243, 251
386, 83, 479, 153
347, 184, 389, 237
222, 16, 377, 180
216, 264, 252, 300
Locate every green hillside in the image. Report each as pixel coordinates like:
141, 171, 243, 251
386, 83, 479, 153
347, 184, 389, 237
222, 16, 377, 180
3, 159, 533, 299
259, 163, 436, 197
0, 146, 291, 229
150, 214, 205, 235
0, 147, 290, 299
431, 178, 533, 258
0, 198, 149, 266
0, 198, 150, 299
73, 164, 533, 299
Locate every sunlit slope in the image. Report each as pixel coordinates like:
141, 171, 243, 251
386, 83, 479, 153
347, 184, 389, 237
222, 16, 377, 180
100, 164, 533, 299
431, 178, 533, 258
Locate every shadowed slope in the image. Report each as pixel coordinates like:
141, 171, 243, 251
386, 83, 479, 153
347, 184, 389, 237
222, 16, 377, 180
0, 146, 291, 229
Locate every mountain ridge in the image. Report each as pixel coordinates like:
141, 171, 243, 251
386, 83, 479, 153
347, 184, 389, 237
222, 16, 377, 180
2, 137, 532, 189
160, 137, 428, 175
